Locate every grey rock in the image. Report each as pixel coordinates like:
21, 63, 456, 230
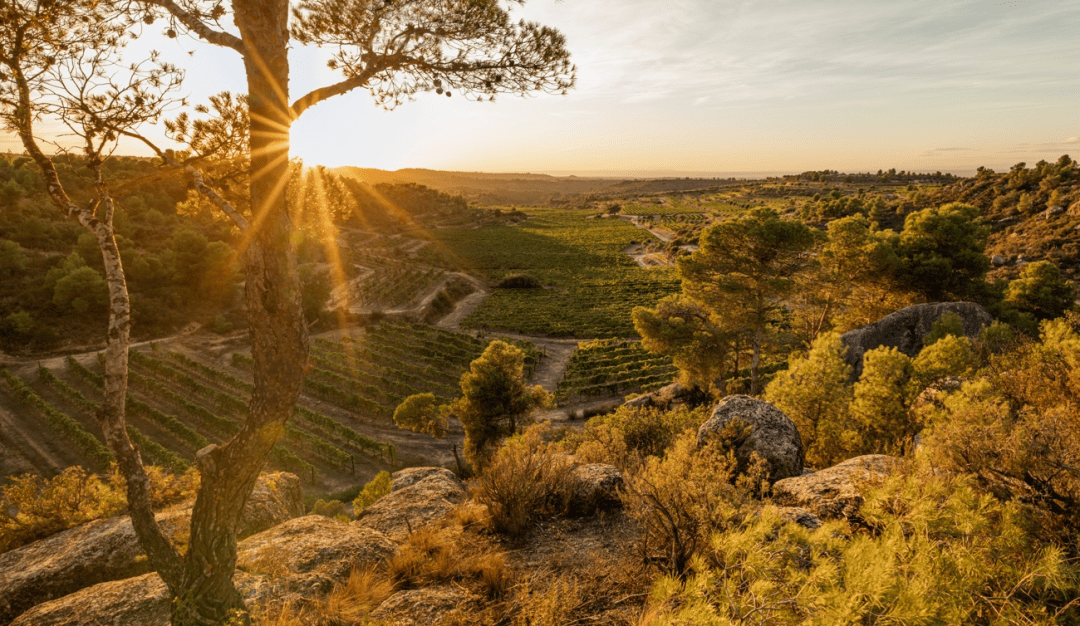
0, 472, 302, 625
355, 472, 467, 541
237, 515, 395, 594
391, 467, 462, 492
566, 464, 624, 516
697, 395, 804, 482
622, 381, 689, 410
991, 254, 1006, 267
840, 302, 993, 378
9, 570, 266, 626
772, 455, 903, 520
370, 586, 479, 626
773, 506, 824, 530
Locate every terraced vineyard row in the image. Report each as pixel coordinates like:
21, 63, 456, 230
240, 321, 542, 420
555, 339, 677, 403
417, 209, 680, 338
345, 251, 447, 309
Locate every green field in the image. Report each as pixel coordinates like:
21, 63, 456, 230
415, 209, 680, 338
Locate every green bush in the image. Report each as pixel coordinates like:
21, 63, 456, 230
647, 471, 1080, 624
353, 471, 392, 512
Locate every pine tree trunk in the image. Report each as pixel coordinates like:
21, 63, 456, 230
751, 324, 763, 396
10, 65, 187, 592
171, 1, 308, 623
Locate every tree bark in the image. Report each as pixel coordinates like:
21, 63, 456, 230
171, 1, 308, 623
751, 324, 763, 396
9, 63, 186, 592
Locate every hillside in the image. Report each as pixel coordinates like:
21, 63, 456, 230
333, 166, 738, 206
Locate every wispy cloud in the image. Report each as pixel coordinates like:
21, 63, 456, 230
919, 147, 974, 157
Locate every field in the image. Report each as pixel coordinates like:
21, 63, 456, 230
0, 322, 540, 494
415, 209, 681, 337
555, 339, 678, 404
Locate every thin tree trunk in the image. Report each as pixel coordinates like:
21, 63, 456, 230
10, 65, 185, 591
172, 1, 308, 623
751, 324, 763, 396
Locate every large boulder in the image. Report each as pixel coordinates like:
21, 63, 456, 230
840, 302, 993, 378
697, 395, 804, 482
391, 467, 462, 492
0, 472, 302, 625
9, 571, 270, 626
355, 471, 467, 541
772, 455, 903, 520
237, 515, 396, 594
565, 463, 624, 516
237, 471, 305, 537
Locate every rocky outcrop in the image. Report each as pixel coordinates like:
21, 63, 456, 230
237, 515, 396, 594
391, 467, 462, 492
840, 302, 993, 378
238, 472, 305, 537
772, 455, 903, 520
9, 516, 394, 626
370, 586, 479, 626
355, 471, 468, 541
624, 382, 705, 411
0, 472, 302, 625
697, 395, 804, 482
565, 464, 624, 516
9, 571, 266, 626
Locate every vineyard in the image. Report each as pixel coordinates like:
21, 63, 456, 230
555, 339, 677, 404
0, 322, 541, 492
346, 251, 447, 310
416, 209, 680, 337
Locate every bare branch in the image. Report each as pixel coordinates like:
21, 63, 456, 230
120, 128, 251, 231
139, 0, 244, 52
290, 64, 381, 119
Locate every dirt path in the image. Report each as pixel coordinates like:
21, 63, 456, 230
435, 287, 489, 330
528, 340, 577, 393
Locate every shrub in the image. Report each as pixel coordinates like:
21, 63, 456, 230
569, 404, 705, 470
849, 346, 914, 454
647, 471, 1080, 624
0, 465, 198, 552
622, 430, 766, 577
495, 273, 542, 289
309, 498, 352, 522
764, 331, 854, 467
473, 424, 574, 538
352, 471, 392, 512
920, 317, 1080, 544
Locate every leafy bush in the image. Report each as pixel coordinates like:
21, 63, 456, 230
647, 471, 1080, 624
919, 315, 1080, 544
495, 273, 542, 289
622, 430, 767, 577
764, 331, 854, 467
352, 471, 392, 512
569, 403, 705, 470
0, 465, 198, 552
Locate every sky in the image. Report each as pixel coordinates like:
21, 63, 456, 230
4, 0, 1079, 176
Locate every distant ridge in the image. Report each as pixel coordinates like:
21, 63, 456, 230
333, 166, 738, 206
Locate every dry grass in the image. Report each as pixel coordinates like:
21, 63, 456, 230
386, 525, 512, 600
472, 425, 576, 538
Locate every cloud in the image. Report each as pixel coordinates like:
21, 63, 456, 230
919, 147, 974, 157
